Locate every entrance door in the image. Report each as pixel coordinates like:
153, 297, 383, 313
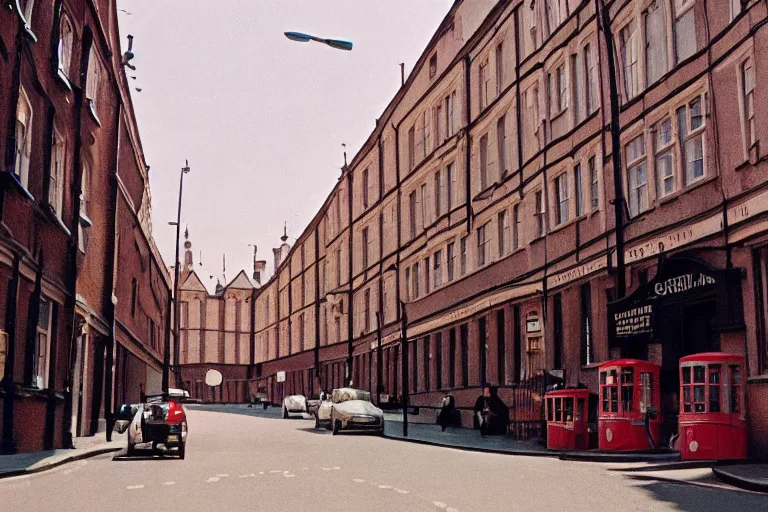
71, 335, 85, 438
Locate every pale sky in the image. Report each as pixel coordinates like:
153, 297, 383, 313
117, 0, 454, 289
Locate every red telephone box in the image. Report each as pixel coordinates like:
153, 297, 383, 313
679, 353, 747, 461
546, 389, 591, 451
598, 360, 661, 451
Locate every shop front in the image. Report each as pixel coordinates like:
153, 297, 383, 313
607, 256, 745, 447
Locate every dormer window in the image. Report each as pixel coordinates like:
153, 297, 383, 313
429, 53, 437, 79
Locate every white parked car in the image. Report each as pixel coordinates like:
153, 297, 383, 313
315, 388, 384, 435
282, 395, 308, 418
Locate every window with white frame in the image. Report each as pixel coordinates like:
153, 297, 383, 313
362, 227, 369, 270
477, 223, 489, 267
447, 91, 456, 137
497, 115, 507, 179
409, 191, 417, 239
678, 95, 706, 186
460, 236, 468, 275
86, 47, 100, 112
742, 58, 756, 152
435, 103, 443, 143
673, 0, 697, 64
555, 172, 570, 225
584, 43, 596, 114
535, 190, 546, 237
572, 53, 582, 124
405, 267, 411, 301
496, 41, 504, 95
545, 0, 561, 35
528, 1, 538, 55
730, 0, 743, 21
408, 126, 416, 170
626, 134, 649, 217
363, 289, 371, 333
14, 87, 33, 188
498, 209, 509, 256
58, 14, 74, 78
434, 170, 443, 217
422, 110, 429, 157
18, 0, 35, 29
413, 262, 420, 299
433, 250, 442, 288
575, 163, 584, 217
479, 61, 491, 110
33, 298, 52, 389
447, 242, 455, 281
479, 134, 489, 190
420, 183, 428, 227
447, 163, 455, 211
645, 2, 669, 87
548, 63, 567, 116
513, 203, 520, 250
424, 256, 431, 294
654, 118, 675, 198
50, 129, 65, 216
362, 167, 369, 208
620, 20, 639, 101
589, 156, 599, 211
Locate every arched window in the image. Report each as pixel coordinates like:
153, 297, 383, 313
86, 47, 101, 118
14, 87, 33, 188
58, 14, 74, 78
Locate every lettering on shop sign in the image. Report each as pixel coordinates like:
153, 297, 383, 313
547, 256, 607, 288
653, 273, 715, 297
625, 215, 722, 264
727, 188, 768, 225
614, 305, 653, 337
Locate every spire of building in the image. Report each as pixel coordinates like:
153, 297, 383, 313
281, 222, 288, 243
182, 224, 194, 278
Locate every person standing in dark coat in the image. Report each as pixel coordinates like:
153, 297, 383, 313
474, 386, 509, 436
438, 394, 456, 432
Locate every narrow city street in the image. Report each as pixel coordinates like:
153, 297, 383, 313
1, 407, 765, 512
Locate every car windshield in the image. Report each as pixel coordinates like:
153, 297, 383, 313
332, 388, 372, 403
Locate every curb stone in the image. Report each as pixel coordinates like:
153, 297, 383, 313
0, 446, 121, 480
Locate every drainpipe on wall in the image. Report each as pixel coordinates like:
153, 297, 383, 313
464, 54, 472, 232
346, 168, 354, 386
313, 224, 320, 395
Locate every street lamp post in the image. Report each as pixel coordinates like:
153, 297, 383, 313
383, 263, 408, 437
375, 311, 382, 406
168, 161, 190, 394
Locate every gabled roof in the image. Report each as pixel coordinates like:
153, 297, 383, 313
223, 270, 254, 291
180, 270, 208, 292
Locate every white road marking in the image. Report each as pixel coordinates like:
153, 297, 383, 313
162, 481, 176, 486
332, 466, 340, 470
353, 478, 365, 483
259, 472, 264, 475
239, 474, 251, 478
269, 470, 282, 474
394, 488, 409, 494
433, 502, 447, 509
378, 485, 391, 489
446, 508, 459, 512
284, 474, 296, 478
216, 474, 229, 477
321, 467, 331, 471
206, 477, 220, 483
126, 485, 144, 490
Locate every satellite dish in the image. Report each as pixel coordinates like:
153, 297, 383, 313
205, 369, 223, 387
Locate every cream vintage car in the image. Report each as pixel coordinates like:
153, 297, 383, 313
282, 394, 308, 418
315, 388, 384, 435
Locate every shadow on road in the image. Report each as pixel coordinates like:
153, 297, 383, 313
295, 427, 331, 436
627, 475, 766, 511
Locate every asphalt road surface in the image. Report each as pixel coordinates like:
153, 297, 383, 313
2, 406, 765, 512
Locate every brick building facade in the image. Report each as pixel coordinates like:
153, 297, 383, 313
0, 0, 170, 453
248, 0, 768, 458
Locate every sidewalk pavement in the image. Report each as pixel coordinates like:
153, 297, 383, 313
382, 413, 555, 457
0, 431, 125, 479
712, 464, 768, 493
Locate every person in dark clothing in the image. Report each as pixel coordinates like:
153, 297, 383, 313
438, 394, 457, 432
474, 386, 509, 436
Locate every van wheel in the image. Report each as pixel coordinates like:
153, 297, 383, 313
178, 443, 186, 460
282, 406, 288, 419
126, 443, 135, 457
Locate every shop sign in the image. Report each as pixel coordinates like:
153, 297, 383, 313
526, 310, 541, 333
613, 304, 654, 337
547, 255, 608, 288
654, 273, 715, 297
625, 214, 722, 264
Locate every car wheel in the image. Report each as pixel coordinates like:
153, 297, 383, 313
126, 443, 135, 457
332, 419, 341, 435
178, 442, 186, 460
314, 415, 320, 429
282, 406, 288, 419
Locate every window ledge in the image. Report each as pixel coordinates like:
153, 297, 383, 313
2, 171, 34, 201
55, 68, 73, 92
87, 99, 101, 126
79, 211, 93, 228
550, 107, 568, 123
656, 174, 719, 208
43, 204, 72, 237
747, 375, 768, 385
